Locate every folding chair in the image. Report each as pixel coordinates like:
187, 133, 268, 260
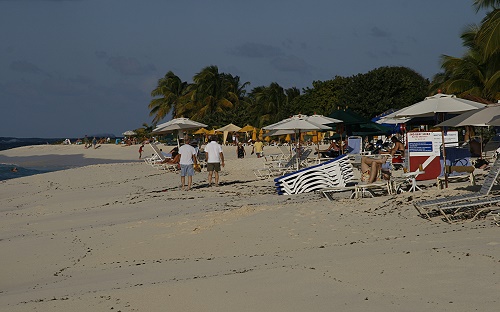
414, 156, 500, 221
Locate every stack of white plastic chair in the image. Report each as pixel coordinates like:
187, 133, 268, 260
274, 154, 354, 195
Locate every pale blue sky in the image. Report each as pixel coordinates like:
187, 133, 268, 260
0, 0, 486, 137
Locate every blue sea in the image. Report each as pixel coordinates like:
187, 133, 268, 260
0, 163, 54, 181
0, 137, 73, 151
0, 137, 74, 181
0, 136, 119, 181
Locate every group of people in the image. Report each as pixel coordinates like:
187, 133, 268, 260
146, 135, 271, 190
157, 136, 225, 191
316, 135, 406, 184
235, 138, 264, 159
361, 136, 405, 183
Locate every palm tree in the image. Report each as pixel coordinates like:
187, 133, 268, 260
182, 66, 248, 124
432, 12, 500, 101
135, 123, 155, 139
250, 83, 300, 127
473, 1, 500, 61
473, 0, 499, 10
148, 71, 189, 124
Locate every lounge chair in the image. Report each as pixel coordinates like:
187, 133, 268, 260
436, 195, 500, 223
435, 147, 476, 189
146, 143, 178, 172
414, 156, 500, 221
143, 143, 166, 166
254, 149, 311, 179
275, 154, 391, 197
321, 172, 392, 199
275, 154, 354, 195
482, 136, 500, 162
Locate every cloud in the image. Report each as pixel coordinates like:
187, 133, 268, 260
94, 51, 108, 59
270, 55, 310, 74
105, 56, 156, 76
370, 26, 391, 38
365, 44, 410, 59
0, 0, 83, 2
230, 42, 283, 58
9, 60, 45, 75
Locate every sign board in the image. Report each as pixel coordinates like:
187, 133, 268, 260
406, 131, 458, 180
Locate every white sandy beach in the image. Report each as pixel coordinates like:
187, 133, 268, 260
0, 143, 499, 311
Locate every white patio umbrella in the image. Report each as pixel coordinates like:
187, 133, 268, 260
436, 104, 500, 160
153, 117, 207, 133
375, 116, 411, 125
393, 93, 486, 188
392, 93, 486, 118
264, 115, 332, 169
122, 130, 136, 136
307, 114, 343, 125
152, 117, 208, 147
436, 103, 500, 127
487, 115, 500, 126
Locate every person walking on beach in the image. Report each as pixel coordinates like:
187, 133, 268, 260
84, 135, 90, 149
138, 143, 144, 159
252, 138, 264, 158
205, 136, 224, 187
237, 142, 246, 158
178, 137, 198, 191
92, 137, 97, 149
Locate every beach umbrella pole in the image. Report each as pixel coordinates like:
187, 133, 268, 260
441, 130, 448, 188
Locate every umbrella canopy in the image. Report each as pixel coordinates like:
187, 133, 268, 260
215, 123, 242, 132
394, 94, 485, 189
436, 103, 500, 127
329, 109, 369, 125
214, 123, 241, 144
373, 109, 411, 125
263, 129, 296, 137
122, 130, 136, 136
238, 125, 256, 133
152, 117, 208, 134
307, 114, 343, 125
328, 109, 393, 136
392, 93, 486, 118
264, 115, 332, 169
193, 128, 209, 135
487, 115, 500, 126
264, 115, 332, 131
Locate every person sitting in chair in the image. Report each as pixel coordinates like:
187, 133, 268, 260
389, 136, 405, 157
469, 138, 482, 157
159, 153, 181, 165
387, 136, 405, 166
361, 156, 389, 183
317, 140, 341, 158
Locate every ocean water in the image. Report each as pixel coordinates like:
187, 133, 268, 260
0, 163, 55, 181
0, 137, 70, 181
0, 136, 121, 180
0, 137, 67, 151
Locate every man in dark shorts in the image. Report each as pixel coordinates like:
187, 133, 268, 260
204, 136, 225, 186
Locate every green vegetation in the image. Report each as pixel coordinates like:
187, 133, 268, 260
431, 0, 500, 101
145, 0, 499, 132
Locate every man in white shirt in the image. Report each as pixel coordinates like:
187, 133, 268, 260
178, 137, 198, 191
204, 136, 225, 186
